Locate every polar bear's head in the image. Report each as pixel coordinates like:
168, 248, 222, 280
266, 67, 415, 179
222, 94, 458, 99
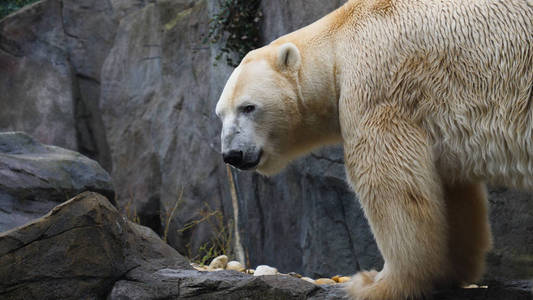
215, 43, 304, 176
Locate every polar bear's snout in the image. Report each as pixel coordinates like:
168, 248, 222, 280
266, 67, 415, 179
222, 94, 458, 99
219, 108, 264, 171
222, 148, 262, 170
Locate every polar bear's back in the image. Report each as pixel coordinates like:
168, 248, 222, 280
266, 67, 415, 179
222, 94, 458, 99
339, 0, 533, 187
420, 0, 533, 187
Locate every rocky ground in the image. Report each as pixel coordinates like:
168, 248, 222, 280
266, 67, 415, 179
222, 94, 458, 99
1, 191, 531, 300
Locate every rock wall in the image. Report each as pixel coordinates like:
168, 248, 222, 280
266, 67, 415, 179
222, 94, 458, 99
1, 0, 532, 280
0, 1, 77, 150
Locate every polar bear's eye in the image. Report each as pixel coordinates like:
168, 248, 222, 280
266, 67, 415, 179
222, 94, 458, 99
241, 105, 256, 114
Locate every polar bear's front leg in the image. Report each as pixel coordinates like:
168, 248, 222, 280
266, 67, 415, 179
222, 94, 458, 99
342, 106, 451, 300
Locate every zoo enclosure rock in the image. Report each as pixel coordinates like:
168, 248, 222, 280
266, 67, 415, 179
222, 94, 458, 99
0, 191, 191, 300
0, 0, 77, 150
0, 132, 114, 232
0, 191, 530, 300
98, 0, 233, 253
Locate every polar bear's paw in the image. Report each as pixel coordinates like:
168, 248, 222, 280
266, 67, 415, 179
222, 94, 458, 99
345, 270, 426, 300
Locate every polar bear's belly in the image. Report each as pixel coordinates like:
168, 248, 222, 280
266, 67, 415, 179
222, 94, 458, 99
426, 90, 533, 188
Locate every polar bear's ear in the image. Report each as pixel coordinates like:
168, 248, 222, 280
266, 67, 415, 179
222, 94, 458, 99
276, 43, 301, 71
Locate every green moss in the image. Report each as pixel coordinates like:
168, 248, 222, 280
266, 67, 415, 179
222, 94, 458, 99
205, 0, 263, 67
164, 7, 193, 31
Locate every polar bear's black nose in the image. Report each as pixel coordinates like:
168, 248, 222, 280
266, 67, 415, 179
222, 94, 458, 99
223, 150, 243, 167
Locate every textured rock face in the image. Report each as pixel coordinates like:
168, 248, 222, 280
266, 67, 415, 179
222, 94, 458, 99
110, 268, 533, 300
0, 192, 191, 300
0, 132, 114, 232
0, 0, 77, 150
487, 188, 533, 279
98, 0, 233, 248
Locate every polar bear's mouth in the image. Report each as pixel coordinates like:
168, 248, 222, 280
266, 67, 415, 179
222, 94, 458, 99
239, 149, 263, 170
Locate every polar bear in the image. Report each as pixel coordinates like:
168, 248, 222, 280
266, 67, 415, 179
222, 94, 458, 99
215, 0, 533, 299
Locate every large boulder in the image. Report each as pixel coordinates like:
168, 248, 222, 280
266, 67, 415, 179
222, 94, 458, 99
0, 132, 114, 232
0, 192, 191, 299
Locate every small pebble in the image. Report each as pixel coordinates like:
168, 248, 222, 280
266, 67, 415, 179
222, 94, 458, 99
226, 261, 245, 272
253, 265, 278, 276
208, 255, 228, 270
301, 277, 315, 284
332, 275, 340, 282
191, 263, 209, 272
288, 272, 302, 278
246, 269, 255, 275
337, 276, 351, 283
463, 284, 488, 289
315, 278, 336, 285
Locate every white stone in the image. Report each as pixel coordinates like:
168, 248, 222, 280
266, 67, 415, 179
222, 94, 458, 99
208, 255, 228, 270
301, 277, 315, 284
226, 261, 245, 272
253, 265, 278, 276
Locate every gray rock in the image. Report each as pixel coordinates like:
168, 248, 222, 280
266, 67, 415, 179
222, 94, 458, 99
0, 0, 77, 150
62, 0, 118, 170
108, 268, 533, 300
486, 188, 533, 280
110, 270, 322, 300
98, 0, 233, 252
0, 132, 114, 232
0, 191, 191, 300
110, 268, 532, 300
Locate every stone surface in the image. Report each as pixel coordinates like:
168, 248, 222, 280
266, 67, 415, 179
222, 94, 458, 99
62, 0, 118, 169
0, 0, 77, 150
254, 265, 278, 276
110, 266, 533, 300
0, 192, 191, 300
98, 0, 233, 255
0, 132, 114, 232
209, 254, 229, 269
227, 260, 245, 272
486, 188, 533, 280
315, 278, 336, 285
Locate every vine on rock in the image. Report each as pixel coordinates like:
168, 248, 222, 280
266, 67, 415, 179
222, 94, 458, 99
205, 0, 263, 67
